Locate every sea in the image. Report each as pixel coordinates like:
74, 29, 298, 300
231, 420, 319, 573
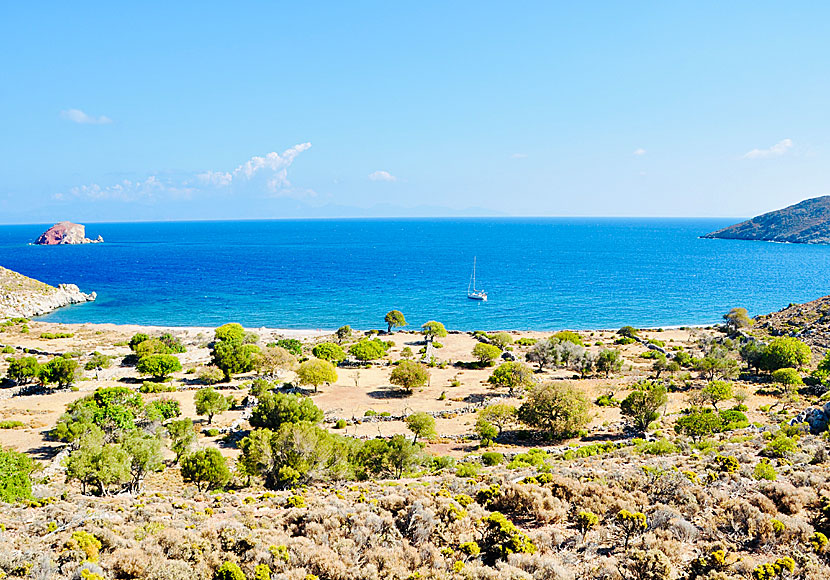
1, 218, 829, 331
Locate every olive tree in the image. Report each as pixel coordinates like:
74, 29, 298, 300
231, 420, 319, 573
384, 310, 407, 333
405, 412, 436, 444
390, 360, 429, 392
487, 362, 534, 395
620, 380, 668, 432
421, 320, 447, 343
194, 387, 230, 424
297, 358, 338, 393
517, 382, 589, 439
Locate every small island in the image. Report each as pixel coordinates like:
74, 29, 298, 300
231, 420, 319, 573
34, 221, 103, 245
703, 195, 830, 244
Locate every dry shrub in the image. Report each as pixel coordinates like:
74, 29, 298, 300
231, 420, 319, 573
760, 481, 816, 515
508, 552, 575, 579
143, 558, 203, 580
745, 492, 777, 515
488, 483, 568, 523
109, 548, 150, 578
721, 500, 774, 545
289, 537, 350, 580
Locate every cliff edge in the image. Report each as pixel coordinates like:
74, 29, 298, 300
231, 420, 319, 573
0, 266, 96, 318
35, 222, 103, 245
703, 195, 830, 244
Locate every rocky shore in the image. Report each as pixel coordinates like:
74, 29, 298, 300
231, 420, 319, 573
0, 266, 96, 318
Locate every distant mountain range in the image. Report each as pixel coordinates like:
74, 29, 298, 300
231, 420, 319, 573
703, 195, 830, 244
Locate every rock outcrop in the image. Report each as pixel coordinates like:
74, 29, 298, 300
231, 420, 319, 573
702, 195, 830, 244
0, 266, 96, 318
753, 295, 830, 352
34, 222, 103, 245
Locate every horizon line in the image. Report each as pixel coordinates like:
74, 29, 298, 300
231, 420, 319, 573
1, 215, 747, 226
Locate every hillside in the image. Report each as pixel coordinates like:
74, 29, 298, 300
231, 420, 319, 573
0, 266, 96, 318
754, 294, 830, 352
703, 195, 830, 244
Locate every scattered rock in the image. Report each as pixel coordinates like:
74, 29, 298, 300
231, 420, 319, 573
34, 221, 103, 245
790, 401, 830, 434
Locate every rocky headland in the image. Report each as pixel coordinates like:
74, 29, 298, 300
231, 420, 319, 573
0, 266, 96, 318
753, 293, 830, 351
702, 195, 830, 244
34, 221, 103, 245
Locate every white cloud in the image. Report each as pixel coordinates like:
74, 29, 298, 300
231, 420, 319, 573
510, 153, 528, 159
60, 108, 112, 125
61, 144, 313, 201
743, 138, 793, 159
633, 148, 646, 156
368, 170, 396, 182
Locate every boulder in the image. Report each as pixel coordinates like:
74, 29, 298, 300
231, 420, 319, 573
790, 402, 830, 434
34, 222, 103, 245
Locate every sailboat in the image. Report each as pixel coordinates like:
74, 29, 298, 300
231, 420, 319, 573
467, 257, 488, 301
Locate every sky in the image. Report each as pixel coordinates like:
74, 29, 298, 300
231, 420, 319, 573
1, 1, 829, 223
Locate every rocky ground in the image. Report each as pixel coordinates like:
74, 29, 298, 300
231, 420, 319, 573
0, 310, 828, 579
0, 267, 96, 319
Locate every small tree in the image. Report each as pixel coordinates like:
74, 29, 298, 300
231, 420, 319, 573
214, 323, 245, 343
0, 448, 34, 502
136, 354, 182, 381
675, 408, 722, 443
479, 403, 517, 436
596, 349, 623, 378
194, 387, 230, 424
615, 509, 647, 550
167, 418, 197, 462
335, 325, 352, 344
517, 382, 589, 439
487, 362, 534, 396
384, 310, 407, 333
405, 412, 436, 444
421, 320, 448, 343
651, 353, 669, 378
213, 340, 260, 381
723, 307, 753, 334
473, 343, 502, 366
253, 346, 296, 377
349, 339, 388, 361
390, 360, 429, 392
772, 367, 803, 386
489, 332, 514, 350
121, 431, 163, 493
700, 380, 733, 410
620, 380, 667, 432
249, 392, 323, 430
38, 356, 78, 388
297, 359, 338, 393
6, 356, 40, 385
526, 339, 558, 371
480, 512, 536, 565
575, 511, 599, 541
180, 448, 230, 491
312, 342, 346, 363
760, 337, 812, 371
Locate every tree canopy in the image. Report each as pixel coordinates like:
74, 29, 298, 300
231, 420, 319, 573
297, 359, 338, 392
390, 360, 429, 392
384, 310, 407, 333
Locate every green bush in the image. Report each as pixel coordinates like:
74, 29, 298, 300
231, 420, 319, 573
771, 367, 803, 386
455, 462, 481, 478
481, 451, 504, 466
0, 420, 24, 429
480, 511, 536, 564
181, 448, 230, 491
753, 461, 777, 481
136, 354, 182, 380
214, 561, 245, 580
0, 448, 34, 502
140, 381, 176, 393
335, 419, 347, 429
39, 332, 74, 339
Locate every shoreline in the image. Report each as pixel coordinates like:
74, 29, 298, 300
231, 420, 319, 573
30, 319, 717, 337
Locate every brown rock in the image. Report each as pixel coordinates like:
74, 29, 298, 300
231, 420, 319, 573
34, 222, 103, 245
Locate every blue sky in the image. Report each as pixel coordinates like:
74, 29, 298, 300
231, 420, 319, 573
1, 1, 828, 222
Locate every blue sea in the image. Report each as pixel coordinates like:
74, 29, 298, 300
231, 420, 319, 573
1, 219, 829, 331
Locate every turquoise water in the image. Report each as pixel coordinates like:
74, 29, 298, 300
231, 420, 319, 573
2, 218, 829, 330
